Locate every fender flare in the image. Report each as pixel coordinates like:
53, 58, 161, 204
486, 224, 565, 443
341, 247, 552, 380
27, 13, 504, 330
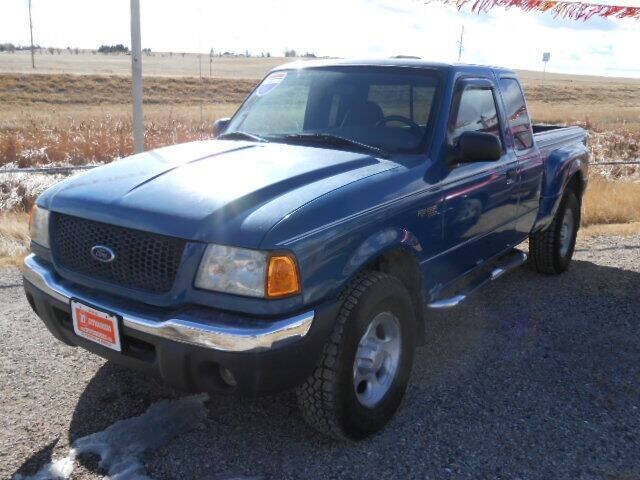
342, 227, 424, 279
534, 145, 588, 231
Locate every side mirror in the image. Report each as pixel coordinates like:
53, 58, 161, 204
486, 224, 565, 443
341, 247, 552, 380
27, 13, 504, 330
212, 118, 230, 138
456, 131, 503, 163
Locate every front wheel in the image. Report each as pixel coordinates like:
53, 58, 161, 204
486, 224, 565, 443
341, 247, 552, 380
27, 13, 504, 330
529, 191, 580, 274
296, 271, 416, 440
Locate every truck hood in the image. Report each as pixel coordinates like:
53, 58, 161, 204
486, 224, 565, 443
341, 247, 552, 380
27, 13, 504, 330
41, 140, 397, 247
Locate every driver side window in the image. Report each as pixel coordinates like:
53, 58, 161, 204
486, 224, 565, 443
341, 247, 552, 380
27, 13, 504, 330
450, 87, 501, 148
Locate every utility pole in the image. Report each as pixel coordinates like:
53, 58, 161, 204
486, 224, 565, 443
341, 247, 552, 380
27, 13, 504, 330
198, 52, 203, 124
130, 0, 144, 153
28, 0, 35, 69
457, 25, 464, 63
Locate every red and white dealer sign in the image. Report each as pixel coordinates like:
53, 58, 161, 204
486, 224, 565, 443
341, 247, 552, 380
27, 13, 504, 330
71, 300, 122, 352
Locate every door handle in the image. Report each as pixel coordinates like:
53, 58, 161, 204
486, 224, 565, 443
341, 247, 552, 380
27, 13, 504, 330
506, 168, 518, 185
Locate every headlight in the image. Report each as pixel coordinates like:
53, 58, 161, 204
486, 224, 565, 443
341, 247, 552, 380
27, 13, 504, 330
195, 244, 300, 298
29, 205, 50, 248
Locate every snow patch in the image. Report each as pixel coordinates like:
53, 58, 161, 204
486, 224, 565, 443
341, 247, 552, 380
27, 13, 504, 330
15, 394, 208, 480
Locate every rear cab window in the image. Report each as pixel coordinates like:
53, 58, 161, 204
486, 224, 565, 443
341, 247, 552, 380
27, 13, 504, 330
367, 84, 435, 125
499, 78, 534, 151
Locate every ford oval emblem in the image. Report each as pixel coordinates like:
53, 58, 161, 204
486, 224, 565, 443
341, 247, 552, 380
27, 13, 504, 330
91, 245, 116, 263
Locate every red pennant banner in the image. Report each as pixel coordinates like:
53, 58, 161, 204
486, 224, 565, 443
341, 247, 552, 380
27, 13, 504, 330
427, 0, 640, 20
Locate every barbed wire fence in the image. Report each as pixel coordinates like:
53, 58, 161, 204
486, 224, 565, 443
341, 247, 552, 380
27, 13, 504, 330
2, 162, 640, 175
0, 166, 97, 174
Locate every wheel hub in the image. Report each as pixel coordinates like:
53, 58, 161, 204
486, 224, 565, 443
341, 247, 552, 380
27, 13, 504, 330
559, 208, 575, 257
353, 312, 401, 408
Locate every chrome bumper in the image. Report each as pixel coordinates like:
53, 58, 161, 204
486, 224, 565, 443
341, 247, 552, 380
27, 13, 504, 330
23, 254, 314, 353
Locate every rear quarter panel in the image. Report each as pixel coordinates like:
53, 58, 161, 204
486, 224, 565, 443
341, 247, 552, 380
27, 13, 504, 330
533, 127, 589, 231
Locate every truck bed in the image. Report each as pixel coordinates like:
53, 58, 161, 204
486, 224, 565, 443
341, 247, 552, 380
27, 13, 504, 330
532, 124, 588, 155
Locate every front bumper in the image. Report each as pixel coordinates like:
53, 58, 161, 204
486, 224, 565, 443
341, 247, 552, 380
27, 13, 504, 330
23, 254, 339, 395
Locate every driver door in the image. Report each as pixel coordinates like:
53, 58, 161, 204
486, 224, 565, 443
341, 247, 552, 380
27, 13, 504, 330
437, 78, 521, 284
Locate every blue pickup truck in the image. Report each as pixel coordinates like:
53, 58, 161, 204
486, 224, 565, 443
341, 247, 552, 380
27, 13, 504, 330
24, 59, 588, 439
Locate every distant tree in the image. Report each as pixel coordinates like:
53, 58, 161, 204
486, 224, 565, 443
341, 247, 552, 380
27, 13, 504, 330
266, 52, 271, 58
284, 49, 297, 57
0, 43, 16, 53
98, 44, 129, 54
303, 52, 317, 58
74, 48, 79, 55
47, 46, 55, 55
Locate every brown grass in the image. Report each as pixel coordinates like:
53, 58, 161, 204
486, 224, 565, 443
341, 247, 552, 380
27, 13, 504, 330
0, 74, 255, 106
580, 222, 640, 237
0, 212, 29, 267
0, 103, 237, 169
583, 174, 640, 226
0, 50, 287, 79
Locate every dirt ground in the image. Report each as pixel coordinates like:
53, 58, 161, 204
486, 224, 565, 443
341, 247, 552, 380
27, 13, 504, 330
2, 234, 640, 479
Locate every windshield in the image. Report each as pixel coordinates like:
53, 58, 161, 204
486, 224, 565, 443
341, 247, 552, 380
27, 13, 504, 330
225, 67, 440, 154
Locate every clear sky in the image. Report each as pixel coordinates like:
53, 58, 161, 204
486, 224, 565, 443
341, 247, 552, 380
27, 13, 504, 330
2, 0, 640, 78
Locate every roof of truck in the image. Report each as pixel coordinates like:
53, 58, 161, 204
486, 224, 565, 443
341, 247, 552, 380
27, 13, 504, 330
271, 58, 516, 78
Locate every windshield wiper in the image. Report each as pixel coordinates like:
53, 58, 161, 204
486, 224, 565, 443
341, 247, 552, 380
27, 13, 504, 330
218, 131, 268, 143
280, 133, 389, 158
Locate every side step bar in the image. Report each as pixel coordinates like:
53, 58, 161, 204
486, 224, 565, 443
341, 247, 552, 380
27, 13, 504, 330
427, 250, 527, 309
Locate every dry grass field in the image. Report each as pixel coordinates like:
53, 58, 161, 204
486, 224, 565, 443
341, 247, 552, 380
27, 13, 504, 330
1, 53, 639, 263
0, 50, 286, 78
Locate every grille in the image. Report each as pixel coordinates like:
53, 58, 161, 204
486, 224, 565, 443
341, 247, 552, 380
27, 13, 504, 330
51, 213, 186, 294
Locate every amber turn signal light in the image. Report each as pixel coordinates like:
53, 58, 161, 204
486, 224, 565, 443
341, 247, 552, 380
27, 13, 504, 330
266, 254, 301, 298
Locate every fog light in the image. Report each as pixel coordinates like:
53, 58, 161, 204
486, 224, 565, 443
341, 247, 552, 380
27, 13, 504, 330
219, 366, 237, 387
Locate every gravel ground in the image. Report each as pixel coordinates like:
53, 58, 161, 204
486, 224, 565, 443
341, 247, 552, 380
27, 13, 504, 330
1, 235, 639, 480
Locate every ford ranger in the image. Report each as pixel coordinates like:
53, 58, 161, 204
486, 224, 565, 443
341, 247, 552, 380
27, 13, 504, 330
23, 59, 588, 440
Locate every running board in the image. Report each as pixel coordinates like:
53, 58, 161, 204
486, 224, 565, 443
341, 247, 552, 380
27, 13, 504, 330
427, 250, 527, 309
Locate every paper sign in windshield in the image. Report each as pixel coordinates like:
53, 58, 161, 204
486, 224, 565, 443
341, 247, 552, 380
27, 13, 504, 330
256, 72, 287, 96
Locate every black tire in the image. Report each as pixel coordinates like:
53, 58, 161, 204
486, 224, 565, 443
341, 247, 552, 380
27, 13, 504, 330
295, 271, 416, 440
529, 191, 580, 274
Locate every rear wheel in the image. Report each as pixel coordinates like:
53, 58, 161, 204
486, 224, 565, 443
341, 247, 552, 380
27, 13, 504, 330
529, 191, 580, 274
296, 271, 416, 440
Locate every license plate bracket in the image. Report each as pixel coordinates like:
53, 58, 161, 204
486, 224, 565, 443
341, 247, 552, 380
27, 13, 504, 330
71, 300, 122, 352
